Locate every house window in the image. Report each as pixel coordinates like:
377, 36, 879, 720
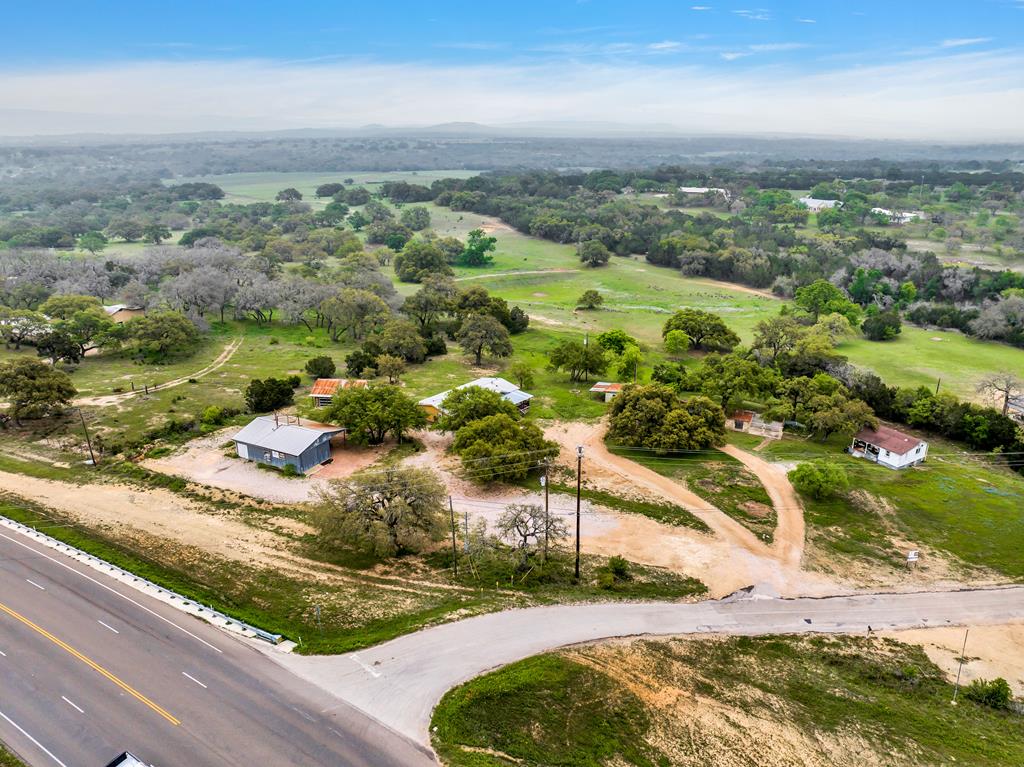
263, 451, 271, 461
883, 450, 890, 456
915, 446, 921, 454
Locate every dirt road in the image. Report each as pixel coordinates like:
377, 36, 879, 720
75, 336, 244, 407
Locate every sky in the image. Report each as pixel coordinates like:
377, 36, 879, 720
2, 0, 1023, 140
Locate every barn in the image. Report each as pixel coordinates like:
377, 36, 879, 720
232, 415, 345, 474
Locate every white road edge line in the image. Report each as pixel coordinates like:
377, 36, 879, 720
182, 671, 208, 689
0, 649, 6, 657
0, 708, 70, 767
60, 696, 83, 714
351, 653, 381, 678
0, 530, 222, 653
97, 619, 120, 634
25, 579, 46, 591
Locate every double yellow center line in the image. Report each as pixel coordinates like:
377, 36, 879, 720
0, 599, 180, 726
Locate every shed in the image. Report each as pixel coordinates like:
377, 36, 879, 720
310, 378, 369, 408
589, 382, 625, 402
232, 415, 345, 474
418, 377, 532, 422
798, 197, 842, 212
850, 424, 928, 470
102, 304, 145, 323
727, 410, 783, 440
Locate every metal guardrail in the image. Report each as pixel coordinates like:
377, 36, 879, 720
0, 514, 283, 645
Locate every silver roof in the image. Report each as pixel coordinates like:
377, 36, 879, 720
231, 416, 343, 455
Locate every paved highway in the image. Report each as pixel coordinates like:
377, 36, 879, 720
0, 526, 434, 767
279, 585, 1024, 743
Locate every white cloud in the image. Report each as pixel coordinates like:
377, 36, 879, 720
795, 18, 816, 24
720, 51, 752, 60
0, 51, 1021, 141
733, 9, 771, 21
940, 37, 993, 48
648, 40, 682, 51
690, 6, 712, 10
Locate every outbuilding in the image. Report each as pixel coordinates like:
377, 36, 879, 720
589, 382, 625, 402
418, 377, 532, 422
310, 378, 369, 408
102, 304, 145, 323
850, 424, 928, 470
232, 415, 345, 474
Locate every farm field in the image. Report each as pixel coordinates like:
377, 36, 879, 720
432, 634, 1024, 767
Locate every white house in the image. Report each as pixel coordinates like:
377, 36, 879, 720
798, 197, 842, 212
418, 377, 532, 421
871, 207, 924, 225
678, 186, 732, 201
850, 425, 928, 470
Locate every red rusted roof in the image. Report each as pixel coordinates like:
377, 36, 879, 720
310, 378, 368, 397
589, 382, 625, 393
729, 410, 756, 423
855, 424, 924, 455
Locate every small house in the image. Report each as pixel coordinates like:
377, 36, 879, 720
232, 415, 345, 474
850, 425, 928, 470
727, 410, 783, 440
1007, 395, 1024, 424
418, 377, 532, 422
310, 378, 369, 408
102, 304, 145, 323
589, 382, 625, 402
798, 197, 842, 212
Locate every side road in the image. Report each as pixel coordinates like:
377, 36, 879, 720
273, 587, 1024, 745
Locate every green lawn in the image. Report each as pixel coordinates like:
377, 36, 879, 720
764, 434, 1024, 578
432, 634, 1024, 767
0, 746, 25, 767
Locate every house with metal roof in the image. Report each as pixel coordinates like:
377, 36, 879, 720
798, 196, 842, 212
589, 382, 625, 402
850, 424, 928, 470
102, 304, 145, 323
418, 377, 532, 422
231, 415, 345, 473
309, 378, 369, 408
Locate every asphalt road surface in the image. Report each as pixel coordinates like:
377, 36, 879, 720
0, 526, 434, 767
280, 585, 1024, 743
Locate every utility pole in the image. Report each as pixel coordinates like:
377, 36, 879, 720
77, 407, 97, 466
540, 461, 550, 562
448, 496, 459, 577
574, 445, 584, 581
952, 628, 970, 705
463, 508, 469, 551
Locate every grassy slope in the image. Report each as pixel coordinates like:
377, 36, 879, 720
0, 747, 25, 767
763, 434, 1024, 578
432, 634, 1024, 767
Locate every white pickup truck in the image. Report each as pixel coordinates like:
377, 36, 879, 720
104, 754, 153, 767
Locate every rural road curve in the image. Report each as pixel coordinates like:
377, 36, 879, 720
276, 586, 1024, 745
0, 524, 432, 767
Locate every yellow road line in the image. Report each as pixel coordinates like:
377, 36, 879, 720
0, 600, 180, 726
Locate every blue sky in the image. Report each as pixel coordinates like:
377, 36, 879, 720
2, 1, 1023, 138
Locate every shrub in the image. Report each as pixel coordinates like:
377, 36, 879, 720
200, 406, 223, 425
305, 355, 337, 378
788, 460, 850, 499
963, 678, 1013, 710
245, 377, 297, 413
281, 463, 300, 478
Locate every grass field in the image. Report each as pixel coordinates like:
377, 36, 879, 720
0, 746, 24, 767
763, 434, 1024, 578
432, 634, 1024, 767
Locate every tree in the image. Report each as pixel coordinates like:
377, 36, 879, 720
320, 289, 390, 342
401, 275, 457, 332
547, 339, 608, 383
578, 239, 611, 267
56, 310, 115, 358
861, 310, 902, 341
275, 188, 303, 202
663, 309, 739, 352
794, 280, 861, 324
978, 372, 1022, 416
577, 290, 604, 310
496, 504, 568, 568
788, 460, 849, 499
313, 466, 446, 557
345, 346, 379, 377
315, 182, 345, 198
506, 360, 535, 391
460, 229, 497, 267
607, 385, 725, 452
0, 309, 47, 349
347, 211, 370, 231
664, 329, 690, 356
142, 223, 172, 245
752, 315, 803, 365
120, 312, 200, 363
399, 206, 432, 231
375, 354, 406, 384
378, 318, 427, 363
77, 231, 108, 255
328, 385, 427, 444
693, 353, 778, 415
617, 345, 644, 384
596, 329, 638, 356
305, 355, 336, 379
435, 386, 520, 433
35, 328, 84, 365
245, 377, 296, 412
0, 358, 76, 425
394, 240, 452, 283
39, 294, 103, 320
452, 414, 558, 483
804, 394, 876, 440
457, 314, 512, 365
107, 219, 144, 242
